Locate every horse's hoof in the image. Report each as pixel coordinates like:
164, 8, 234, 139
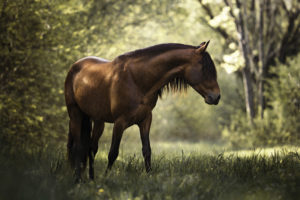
89, 174, 94, 180
146, 165, 152, 173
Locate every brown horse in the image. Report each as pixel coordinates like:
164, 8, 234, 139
64, 41, 220, 181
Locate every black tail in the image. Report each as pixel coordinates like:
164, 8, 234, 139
65, 63, 92, 172
67, 113, 92, 169
67, 129, 75, 168
80, 114, 92, 170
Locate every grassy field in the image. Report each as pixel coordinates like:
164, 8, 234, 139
0, 142, 299, 200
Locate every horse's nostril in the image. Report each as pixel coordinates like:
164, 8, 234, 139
206, 94, 220, 105
214, 94, 220, 105
207, 95, 213, 102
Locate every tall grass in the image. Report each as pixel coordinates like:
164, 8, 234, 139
0, 142, 299, 200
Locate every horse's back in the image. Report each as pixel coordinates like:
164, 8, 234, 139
74, 56, 110, 65
67, 56, 110, 81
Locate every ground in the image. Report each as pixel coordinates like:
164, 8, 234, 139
0, 142, 299, 200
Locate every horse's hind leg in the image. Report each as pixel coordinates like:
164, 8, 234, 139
89, 120, 104, 180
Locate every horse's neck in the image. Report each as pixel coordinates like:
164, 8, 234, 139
134, 49, 192, 100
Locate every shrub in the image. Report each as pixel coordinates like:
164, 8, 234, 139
222, 54, 300, 148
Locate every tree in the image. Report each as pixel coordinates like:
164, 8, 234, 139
197, 0, 300, 124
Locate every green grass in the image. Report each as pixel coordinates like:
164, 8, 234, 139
0, 142, 299, 200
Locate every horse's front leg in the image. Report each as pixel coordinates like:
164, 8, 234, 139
138, 113, 152, 172
106, 118, 127, 172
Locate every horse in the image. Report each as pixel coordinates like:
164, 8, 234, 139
64, 41, 220, 181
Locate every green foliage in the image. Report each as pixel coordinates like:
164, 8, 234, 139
223, 55, 300, 148
0, 0, 70, 150
0, 0, 180, 151
266, 55, 300, 140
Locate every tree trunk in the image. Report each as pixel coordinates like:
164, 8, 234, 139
235, 0, 255, 124
201, 0, 300, 125
258, 0, 266, 119
241, 67, 255, 125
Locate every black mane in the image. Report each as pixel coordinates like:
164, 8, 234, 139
202, 52, 217, 80
117, 43, 197, 60
157, 52, 217, 98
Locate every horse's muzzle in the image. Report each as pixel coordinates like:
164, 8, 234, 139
205, 94, 220, 105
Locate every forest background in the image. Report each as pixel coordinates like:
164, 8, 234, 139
1, 0, 299, 150
0, 0, 299, 199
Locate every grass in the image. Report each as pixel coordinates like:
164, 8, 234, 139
0, 142, 299, 200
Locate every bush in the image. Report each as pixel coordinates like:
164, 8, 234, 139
223, 54, 300, 148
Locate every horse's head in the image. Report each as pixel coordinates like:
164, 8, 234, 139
184, 41, 220, 105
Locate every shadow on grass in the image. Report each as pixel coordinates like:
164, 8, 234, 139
0, 143, 299, 200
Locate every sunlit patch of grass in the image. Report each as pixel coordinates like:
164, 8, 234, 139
77, 142, 300, 199
224, 146, 300, 157
152, 141, 224, 155
1, 142, 299, 200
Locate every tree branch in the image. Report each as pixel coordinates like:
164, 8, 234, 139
198, 0, 237, 44
197, 3, 231, 41
241, 1, 257, 76
280, 0, 289, 16
198, 0, 214, 19
223, 0, 238, 22
279, 9, 300, 62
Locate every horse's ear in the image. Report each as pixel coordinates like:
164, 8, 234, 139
196, 40, 210, 54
